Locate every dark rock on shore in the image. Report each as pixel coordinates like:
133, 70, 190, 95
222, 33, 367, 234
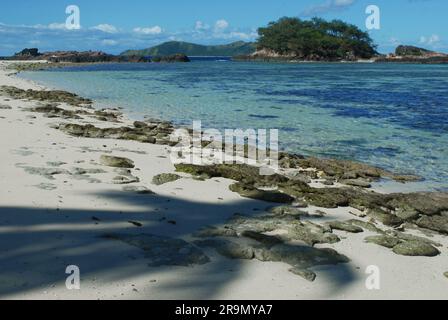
241, 231, 283, 248
365, 229, 441, 257
152, 173, 181, 186
348, 219, 383, 233
27, 104, 87, 119
415, 215, 448, 234
365, 235, 401, 249
288, 267, 317, 282
268, 206, 310, 218
175, 163, 292, 187
0, 86, 92, 107
103, 233, 210, 267
175, 163, 448, 236
100, 155, 135, 168
326, 221, 364, 233
112, 168, 140, 184
57, 121, 176, 145
195, 238, 349, 281
341, 179, 372, 188
366, 209, 403, 227
279, 153, 422, 183
392, 241, 440, 257
229, 183, 295, 204
122, 186, 155, 194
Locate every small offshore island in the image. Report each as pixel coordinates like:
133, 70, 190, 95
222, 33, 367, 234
0, 15, 448, 300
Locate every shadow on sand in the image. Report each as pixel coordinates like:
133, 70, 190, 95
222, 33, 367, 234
0, 190, 358, 299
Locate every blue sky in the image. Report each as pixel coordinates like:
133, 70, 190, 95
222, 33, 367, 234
0, 0, 446, 55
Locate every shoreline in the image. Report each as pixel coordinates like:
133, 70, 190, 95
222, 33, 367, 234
1, 60, 448, 300
16, 61, 441, 193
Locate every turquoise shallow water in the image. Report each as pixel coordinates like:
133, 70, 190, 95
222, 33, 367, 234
21, 61, 448, 191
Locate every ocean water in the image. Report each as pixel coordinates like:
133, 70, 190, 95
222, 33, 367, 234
20, 61, 448, 191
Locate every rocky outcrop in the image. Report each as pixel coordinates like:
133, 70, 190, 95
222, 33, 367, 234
7, 49, 151, 63
152, 173, 182, 186
103, 233, 210, 267
99, 155, 135, 168
233, 49, 298, 62
195, 238, 348, 282
14, 48, 41, 58
375, 45, 448, 64
57, 120, 175, 145
0, 86, 92, 107
234, 49, 361, 62
279, 153, 421, 183
392, 241, 440, 257
395, 45, 435, 57
26, 104, 88, 119
415, 215, 448, 234
364, 229, 442, 257
193, 211, 350, 281
175, 163, 448, 236
151, 54, 190, 63
111, 168, 140, 184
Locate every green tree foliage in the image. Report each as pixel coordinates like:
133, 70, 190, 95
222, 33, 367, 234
257, 17, 377, 60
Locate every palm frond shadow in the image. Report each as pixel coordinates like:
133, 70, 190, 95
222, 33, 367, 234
0, 189, 357, 299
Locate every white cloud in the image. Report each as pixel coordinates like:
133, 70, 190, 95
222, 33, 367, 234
419, 34, 441, 46
92, 24, 118, 33
213, 31, 257, 41
47, 23, 68, 30
30, 23, 69, 30
0, 20, 259, 56
195, 21, 210, 31
214, 19, 229, 32
133, 26, 163, 35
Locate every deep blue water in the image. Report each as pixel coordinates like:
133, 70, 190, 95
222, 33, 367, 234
21, 61, 448, 190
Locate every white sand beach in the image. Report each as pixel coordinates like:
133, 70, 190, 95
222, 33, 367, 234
0, 61, 447, 300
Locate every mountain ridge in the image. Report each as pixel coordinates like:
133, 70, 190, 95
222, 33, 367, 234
120, 41, 257, 57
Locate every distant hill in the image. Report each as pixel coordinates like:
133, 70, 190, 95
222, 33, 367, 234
375, 45, 448, 64
120, 41, 256, 57
395, 45, 435, 57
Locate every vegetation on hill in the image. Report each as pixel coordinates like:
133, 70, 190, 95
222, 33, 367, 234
121, 41, 256, 57
375, 45, 448, 64
255, 17, 377, 60
395, 45, 432, 57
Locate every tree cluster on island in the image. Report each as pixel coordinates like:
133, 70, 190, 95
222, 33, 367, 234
252, 17, 377, 61
235, 17, 447, 63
